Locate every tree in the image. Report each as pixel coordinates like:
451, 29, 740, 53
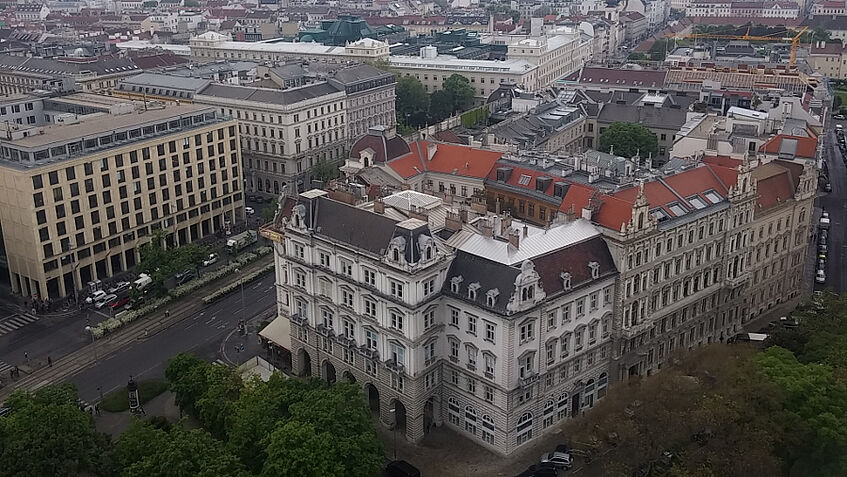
443, 74, 475, 114
598, 122, 659, 158
628, 52, 648, 61
194, 364, 242, 439
648, 38, 669, 61
117, 421, 248, 477
486, 2, 521, 23
395, 76, 428, 129
0, 384, 110, 477
263, 198, 279, 223
311, 159, 339, 183
165, 353, 209, 416
428, 90, 453, 122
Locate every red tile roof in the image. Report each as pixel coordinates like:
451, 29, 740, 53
559, 183, 597, 215
703, 155, 742, 169
387, 141, 503, 179
758, 134, 817, 159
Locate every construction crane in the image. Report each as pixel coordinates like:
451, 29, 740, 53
670, 25, 809, 68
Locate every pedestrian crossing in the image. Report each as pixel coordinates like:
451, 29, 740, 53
0, 313, 39, 336
212, 359, 227, 366
0, 360, 12, 376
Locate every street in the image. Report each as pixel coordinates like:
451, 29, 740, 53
818, 119, 847, 293
68, 273, 276, 404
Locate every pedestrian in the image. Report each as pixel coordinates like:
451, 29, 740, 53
24, 352, 28, 362
47, 356, 52, 367
240, 343, 245, 352
94, 404, 100, 416
9, 369, 13, 381
165, 309, 170, 318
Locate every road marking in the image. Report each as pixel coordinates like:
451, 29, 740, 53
0, 360, 12, 375
0, 313, 40, 335
212, 359, 226, 366
251, 282, 263, 290
205, 317, 215, 325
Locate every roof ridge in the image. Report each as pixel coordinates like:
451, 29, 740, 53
704, 162, 731, 192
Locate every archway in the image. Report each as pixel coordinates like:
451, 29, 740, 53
424, 397, 435, 434
322, 360, 336, 384
390, 399, 407, 435
297, 348, 312, 377
342, 370, 356, 383
365, 383, 380, 416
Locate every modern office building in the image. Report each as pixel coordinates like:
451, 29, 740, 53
0, 94, 243, 300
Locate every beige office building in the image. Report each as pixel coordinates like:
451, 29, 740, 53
0, 94, 243, 300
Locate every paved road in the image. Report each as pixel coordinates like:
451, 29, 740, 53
819, 119, 846, 293
68, 273, 276, 404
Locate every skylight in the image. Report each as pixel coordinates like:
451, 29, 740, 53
518, 174, 531, 186
667, 202, 687, 217
651, 208, 670, 221
703, 190, 722, 204
687, 195, 707, 209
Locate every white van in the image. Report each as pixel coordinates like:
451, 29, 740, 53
731, 332, 769, 345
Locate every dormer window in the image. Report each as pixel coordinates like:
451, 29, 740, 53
392, 249, 400, 261
521, 285, 534, 301
468, 282, 480, 300
560, 271, 572, 290
450, 275, 463, 293
426, 245, 433, 260
589, 261, 600, 279
486, 288, 499, 307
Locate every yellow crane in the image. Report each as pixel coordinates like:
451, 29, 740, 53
671, 25, 809, 68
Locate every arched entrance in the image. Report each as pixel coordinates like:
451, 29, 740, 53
322, 360, 336, 384
297, 348, 312, 377
390, 399, 407, 435
365, 383, 380, 416
424, 397, 436, 434
342, 370, 356, 383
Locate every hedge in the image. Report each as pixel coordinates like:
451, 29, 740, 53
460, 105, 490, 128
90, 245, 274, 338
201, 264, 274, 304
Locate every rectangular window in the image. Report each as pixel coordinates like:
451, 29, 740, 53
519, 322, 535, 342
389, 280, 404, 298
485, 321, 495, 342
467, 314, 477, 335
390, 311, 404, 331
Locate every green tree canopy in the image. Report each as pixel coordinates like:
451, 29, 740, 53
598, 122, 659, 158
311, 159, 339, 183
428, 89, 453, 122
262, 197, 279, 223
442, 74, 475, 114
116, 420, 248, 477
0, 384, 109, 477
395, 76, 428, 129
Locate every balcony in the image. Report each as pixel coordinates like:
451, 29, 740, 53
385, 359, 405, 374
618, 321, 652, 339
289, 312, 307, 327
358, 345, 379, 360
519, 372, 538, 389
338, 336, 356, 348
316, 324, 334, 337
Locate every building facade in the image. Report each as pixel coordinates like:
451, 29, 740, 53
194, 82, 347, 196
274, 189, 617, 455
0, 96, 243, 299
328, 64, 397, 145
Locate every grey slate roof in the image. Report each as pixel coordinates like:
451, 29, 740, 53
330, 63, 393, 84
298, 195, 398, 255
197, 81, 342, 105
120, 72, 210, 92
0, 54, 139, 77
596, 103, 687, 130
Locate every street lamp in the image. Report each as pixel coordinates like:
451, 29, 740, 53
235, 268, 245, 331
389, 405, 398, 460
84, 325, 98, 362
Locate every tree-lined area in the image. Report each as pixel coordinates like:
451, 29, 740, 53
563, 292, 847, 476
0, 355, 383, 477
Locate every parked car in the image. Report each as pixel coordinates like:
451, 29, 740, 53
816, 269, 827, 284
174, 270, 195, 286
109, 296, 131, 310
86, 290, 107, 304
820, 211, 831, 229
95, 294, 118, 309
245, 206, 255, 215
835, 114, 846, 120
825, 183, 833, 192
516, 463, 558, 477
202, 253, 218, 267
108, 281, 131, 295
0, 406, 11, 418
540, 444, 573, 470
385, 460, 421, 477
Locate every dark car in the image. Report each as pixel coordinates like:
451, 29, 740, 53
516, 463, 558, 477
174, 270, 195, 286
540, 444, 572, 470
385, 460, 421, 477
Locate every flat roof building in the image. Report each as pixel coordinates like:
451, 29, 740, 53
0, 94, 244, 300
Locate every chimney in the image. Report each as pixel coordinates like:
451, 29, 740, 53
500, 213, 512, 236
459, 208, 469, 223
445, 211, 462, 231
522, 224, 528, 237
508, 228, 520, 249
582, 206, 592, 220
409, 206, 428, 222
374, 198, 384, 214
480, 218, 494, 238
427, 142, 438, 161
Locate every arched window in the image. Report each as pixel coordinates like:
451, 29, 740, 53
392, 248, 399, 261
464, 406, 478, 435
426, 246, 433, 260
481, 415, 495, 444
516, 412, 533, 445
597, 372, 608, 399
583, 379, 596, 409
542, 399, 555, 428
274, 181, 280, 194
448, 397, 460, 426
557, 392, 569, 420
257, 180, 263, 191
265, 179, 271, 191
